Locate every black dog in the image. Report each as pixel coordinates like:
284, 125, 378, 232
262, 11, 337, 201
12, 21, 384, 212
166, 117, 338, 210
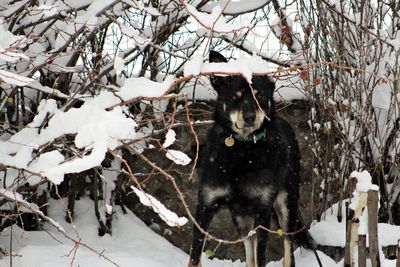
188, 51, 320, 267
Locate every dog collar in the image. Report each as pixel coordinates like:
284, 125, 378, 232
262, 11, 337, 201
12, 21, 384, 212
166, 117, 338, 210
224, 128, 267, 147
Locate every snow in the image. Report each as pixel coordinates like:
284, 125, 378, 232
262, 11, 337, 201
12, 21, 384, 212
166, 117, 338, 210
347, 170, 379, 236
1, 197, 397, 267
131, 186, 188, 227
310, 171, 400, 249
372, 83, 391, 110
118, 76, 176, 100
114, 55, 125, 73
0, 73, 177, 185
0, 97, 138, 184
162, 129, 176, 148
201, 0, 270, 15
0, 198, 245, 267
350, 170, 379, 193
310, 199, 400, 249
1, 1, 400, 266
184, 53, 204, 77
0, 25, 30, 62
165, 149, 192, 166
0, 189, 65, 233
0, 69, 34, 86
200, 53, 273, 83
185, 3, 249, 34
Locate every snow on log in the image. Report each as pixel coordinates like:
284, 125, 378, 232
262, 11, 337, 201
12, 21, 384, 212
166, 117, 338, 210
346, 170, 380, 267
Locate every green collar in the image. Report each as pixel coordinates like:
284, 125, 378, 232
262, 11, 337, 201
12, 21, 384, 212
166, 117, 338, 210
224, 128, 267, 147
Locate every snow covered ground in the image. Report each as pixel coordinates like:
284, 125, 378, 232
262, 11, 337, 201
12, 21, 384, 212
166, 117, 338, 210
0, 197, 398, 267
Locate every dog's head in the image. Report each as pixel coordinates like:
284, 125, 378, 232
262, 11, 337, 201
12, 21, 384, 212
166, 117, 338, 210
209, 50, 275, 137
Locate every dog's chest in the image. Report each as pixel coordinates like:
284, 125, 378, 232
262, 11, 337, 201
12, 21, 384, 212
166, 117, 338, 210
200, 141, 280, 206
212, 141, 277, 171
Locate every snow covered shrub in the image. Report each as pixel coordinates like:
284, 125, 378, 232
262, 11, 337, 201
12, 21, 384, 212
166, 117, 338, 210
0, 0, 400, 264
297, 0, 400, 223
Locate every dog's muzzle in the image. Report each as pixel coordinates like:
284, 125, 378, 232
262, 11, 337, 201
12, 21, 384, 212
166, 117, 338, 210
230, 110, 264, 137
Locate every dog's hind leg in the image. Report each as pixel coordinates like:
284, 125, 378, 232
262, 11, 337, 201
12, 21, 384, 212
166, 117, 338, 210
231, 211, 257, 267
274, 190, 295, 267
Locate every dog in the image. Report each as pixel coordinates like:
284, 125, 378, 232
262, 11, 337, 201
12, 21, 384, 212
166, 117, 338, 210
188, 51, 320, 267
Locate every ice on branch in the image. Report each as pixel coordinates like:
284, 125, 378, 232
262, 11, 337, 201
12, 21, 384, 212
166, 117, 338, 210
131, 186, 188, 227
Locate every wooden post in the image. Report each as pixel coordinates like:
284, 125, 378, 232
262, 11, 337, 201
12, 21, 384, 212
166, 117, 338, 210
344, 202, 352, 267
358, 234, 367, 267
396, 239, 400, 267
368, 190, 381, 267
345, 192, 368, 267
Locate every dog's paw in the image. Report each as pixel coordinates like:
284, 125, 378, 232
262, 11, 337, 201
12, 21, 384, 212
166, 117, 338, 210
187, 260, 202, 267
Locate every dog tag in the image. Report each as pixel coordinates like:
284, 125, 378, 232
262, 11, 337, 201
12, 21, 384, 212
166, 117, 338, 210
225, 136, 235, 147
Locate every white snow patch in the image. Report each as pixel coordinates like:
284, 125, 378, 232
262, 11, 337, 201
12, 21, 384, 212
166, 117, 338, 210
119, 75, 176, 100
201, 53, 272, 83
166, 149, 192, 166
185, 3, 249, 33
184, 54, 204, 77
0, 69, 34, 86
162, 129, 176, 148
114, 55, 125, 73
131, 186, 188, 227
350, 170, 379, 194
201, 0, 270, 15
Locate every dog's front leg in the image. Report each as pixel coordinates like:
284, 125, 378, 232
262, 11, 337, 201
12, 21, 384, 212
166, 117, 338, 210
188, 202, 219, 267
253, 209, 272, 267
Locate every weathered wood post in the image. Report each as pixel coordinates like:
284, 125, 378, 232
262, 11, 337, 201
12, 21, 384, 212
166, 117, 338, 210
345, 179, 356, 267
358, 234, 367, 267
368, 189, 381, 267
344, 205, 353, 267
347, 171, 380, 267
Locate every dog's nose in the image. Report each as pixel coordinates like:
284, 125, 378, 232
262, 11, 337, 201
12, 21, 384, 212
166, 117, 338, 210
243, 112, 256, 125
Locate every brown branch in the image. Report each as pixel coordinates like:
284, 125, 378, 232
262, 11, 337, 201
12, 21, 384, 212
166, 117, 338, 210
270, 0, 296, 53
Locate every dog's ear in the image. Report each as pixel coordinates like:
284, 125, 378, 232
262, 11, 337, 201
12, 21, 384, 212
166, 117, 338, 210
209, 50, 228, 63
209, 51, 228, 90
